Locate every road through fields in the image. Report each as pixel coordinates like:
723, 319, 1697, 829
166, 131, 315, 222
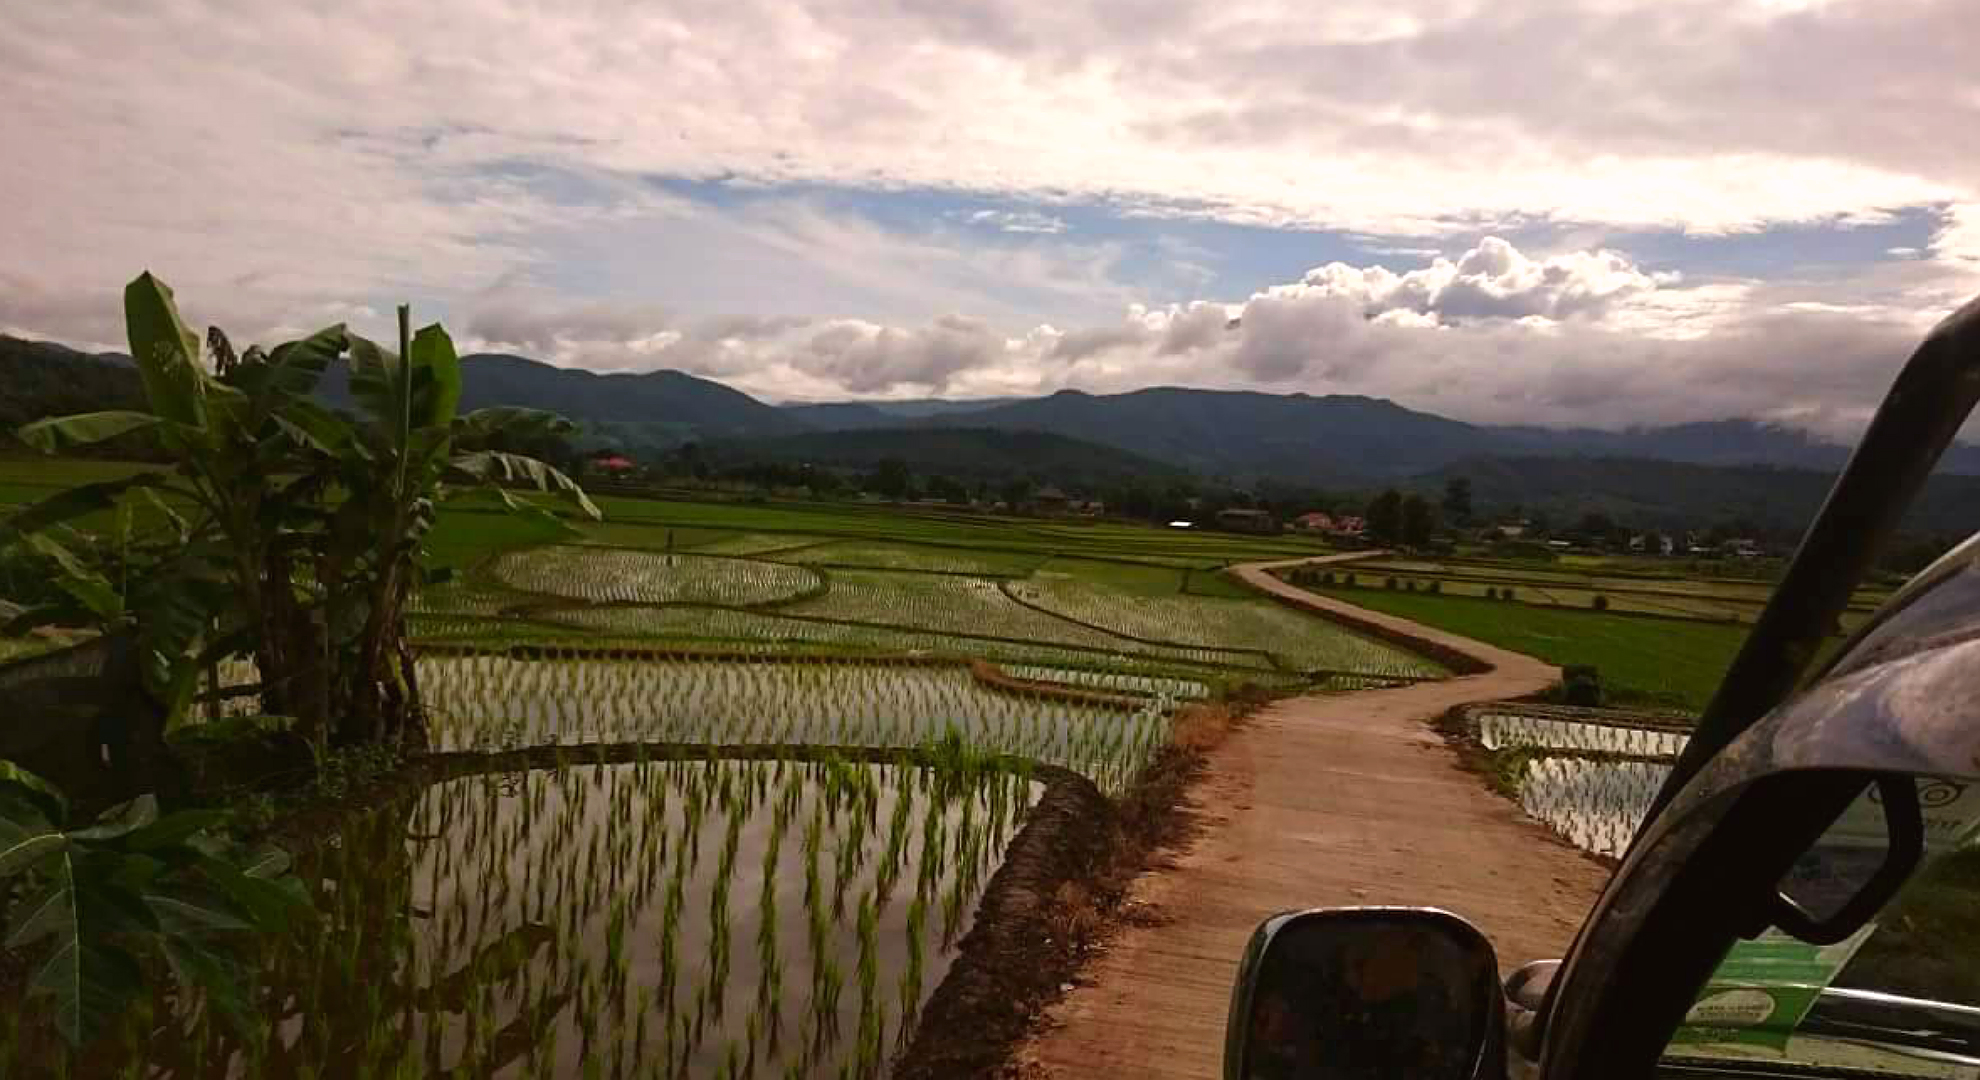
1019, 554, 1613, 1078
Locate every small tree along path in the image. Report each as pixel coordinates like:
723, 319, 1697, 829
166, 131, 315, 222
1020, 554, 1613, 1079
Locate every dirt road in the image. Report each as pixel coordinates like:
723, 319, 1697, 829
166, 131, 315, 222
1018, 555, 1612, 1079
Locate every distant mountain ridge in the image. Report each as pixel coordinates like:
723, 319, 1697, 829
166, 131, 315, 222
779, 396, 1022, 429
1416, 454, 1980, 538
9, 332, 1979, 481
316, 353, 806, 440
710, 427, 1188, 488
0, 336, 146, 451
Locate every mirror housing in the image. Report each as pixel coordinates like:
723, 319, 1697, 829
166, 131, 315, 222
1225, 907, 1508, 1080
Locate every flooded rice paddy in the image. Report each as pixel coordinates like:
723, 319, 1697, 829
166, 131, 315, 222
9, 758, 1036, 1079
419, 654, 1173, 796
1467, 707, 1687, 858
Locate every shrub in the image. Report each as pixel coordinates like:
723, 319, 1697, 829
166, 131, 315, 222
1385, 576, 1398, 590
1559, 664, 1604, 706
0, 763, 310, 1046
1592, 594, 1610, 611
1429, 580, 1442, 594
1501, 587, 1516, 601
1321, 571, 1336, 585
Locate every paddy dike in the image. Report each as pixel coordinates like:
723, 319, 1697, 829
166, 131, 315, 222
1017, 554, 1614, 1080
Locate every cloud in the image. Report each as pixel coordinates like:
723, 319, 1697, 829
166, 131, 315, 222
433, 233, 1963, 446
3, 0, 1978, 443
1291, 238, 1670, 323
5, 0, 1977, 285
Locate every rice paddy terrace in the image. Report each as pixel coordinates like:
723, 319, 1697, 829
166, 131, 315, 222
412, 524, 1446, 689
0, 488, 1465, 1079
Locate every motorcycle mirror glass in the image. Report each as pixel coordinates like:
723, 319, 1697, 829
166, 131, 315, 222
1225, 907, 1506, 1080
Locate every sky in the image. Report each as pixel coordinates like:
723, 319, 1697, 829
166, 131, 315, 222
3, 0, 1978, 439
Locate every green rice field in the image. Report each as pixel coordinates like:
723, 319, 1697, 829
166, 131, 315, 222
1294, 580, 1747, 712
1338, 556, 1888, 629
402, 502, 1444, 688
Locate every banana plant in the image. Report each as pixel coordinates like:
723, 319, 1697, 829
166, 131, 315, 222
0, 760, 307, 1047
5, 272, 598, 751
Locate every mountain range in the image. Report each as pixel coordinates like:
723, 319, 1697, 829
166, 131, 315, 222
782, 387, 1980, 481
8, 333, 1980, 535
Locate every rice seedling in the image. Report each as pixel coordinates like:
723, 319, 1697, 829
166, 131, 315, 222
1518, 756, 1672, 857
490, 546, 824, 608
31, 758, 1039, 1079
1001, 664, 1213, 700
1468, 707, 1690, 759
1005, 576, 1446, 678
416, 654, 1170, 794
1459, 704, 1687, 858
785, 569, 1266, 668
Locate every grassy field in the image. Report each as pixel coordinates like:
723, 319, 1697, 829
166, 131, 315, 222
1299, 583, 1747, 712
1337, 556, 1887, 629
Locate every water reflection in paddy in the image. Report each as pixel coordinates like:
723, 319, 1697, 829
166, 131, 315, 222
46, 757, 1036, 1079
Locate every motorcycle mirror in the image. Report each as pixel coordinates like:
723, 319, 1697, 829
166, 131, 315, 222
1224, 907, 1507, 1080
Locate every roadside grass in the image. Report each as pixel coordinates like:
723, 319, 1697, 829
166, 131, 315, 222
1303, 584, 1747, 712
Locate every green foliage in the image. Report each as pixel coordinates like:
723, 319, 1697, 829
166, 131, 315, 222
708, 426, 1188, 491
0, 761, 307, 1047
1365, 489, 1404, 546
4, 275, 599, 750
1400, 494, 1437, 547
1558, 665, 1604, 707
869, 457, 912, 500
1441, 476, 1473, 526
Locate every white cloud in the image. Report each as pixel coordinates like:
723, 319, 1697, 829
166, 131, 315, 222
441, 235, 1963, 445
3, 0, 1978, 444
1288, 238, 1670, 323
4, 0, 1977, 297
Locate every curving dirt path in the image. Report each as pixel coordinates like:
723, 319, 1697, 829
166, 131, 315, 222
1017, 554, 1612, 1079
